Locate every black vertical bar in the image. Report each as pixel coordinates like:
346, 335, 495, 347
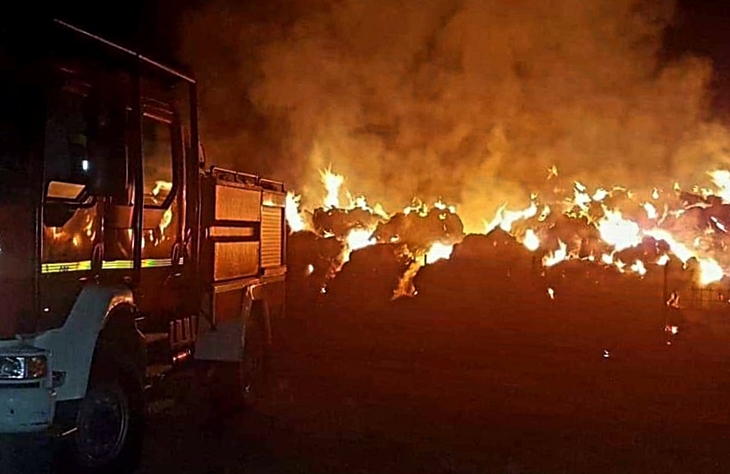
282, 207, 287, 320
281, 200, 287, 267
189, 82, 201, 280
31, 82, 47, 332
170, 113, 185, 256
130, 69, 144, 285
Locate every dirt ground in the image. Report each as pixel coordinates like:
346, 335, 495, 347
136, 276, 730, 474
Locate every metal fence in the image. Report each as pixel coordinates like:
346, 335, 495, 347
661, 261, 730, 314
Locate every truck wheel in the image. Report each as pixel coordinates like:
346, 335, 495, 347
67, 371, 144, 473
241, 311, 269, 406
207, 312, 270, 415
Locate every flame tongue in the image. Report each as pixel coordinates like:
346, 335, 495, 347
321, 167, 345, 209
285, 192, 307, 232
597, 208, 641, 251
425, 242, 454, 263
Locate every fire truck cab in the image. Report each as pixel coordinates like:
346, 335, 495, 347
0, 18, 286, 471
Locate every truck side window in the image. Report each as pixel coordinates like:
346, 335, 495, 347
142, 115, 174, 207
44, 90, 91, 200
141, 113, 179, 261
42, 88, 98, 268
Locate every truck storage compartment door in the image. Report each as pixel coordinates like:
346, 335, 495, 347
197, 170, 264, 361
201, 178, 261, 284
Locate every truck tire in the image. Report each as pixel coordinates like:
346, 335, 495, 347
207, 311, 270, 415
242, 309, 269, 406
64, 367, 144, 474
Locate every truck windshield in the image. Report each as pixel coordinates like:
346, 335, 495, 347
0, 88, 32, 191
0, 83, 36, 338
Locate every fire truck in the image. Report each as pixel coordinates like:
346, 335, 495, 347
0, 17, 287, 472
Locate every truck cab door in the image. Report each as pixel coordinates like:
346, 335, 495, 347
38, 81, 103, 332
124, 104, 186, 332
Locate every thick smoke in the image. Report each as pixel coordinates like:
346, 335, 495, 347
180, 0, 730, 232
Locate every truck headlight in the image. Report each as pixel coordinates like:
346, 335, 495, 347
0, 356, 25, 379
0, 355, 48, 380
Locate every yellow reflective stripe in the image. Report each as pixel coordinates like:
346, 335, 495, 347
43, 257, 184, 273
41, 260, 92, 274
102, 258, 179, 270
102, 260, 134, 270
141, 258, 172, 268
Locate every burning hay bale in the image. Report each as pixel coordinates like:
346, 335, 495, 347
536, 259, 667, 351
408, 229, 676, 343
412, 230, 541, 303
451, 230, 535, 269
311, 207, 385, 239
372, 207, 465, 254
613, 237, 670, 268
664, 203, 719, 234
286, 230, 345, 301
325, 243, 412, 310
539, 213, 606, 258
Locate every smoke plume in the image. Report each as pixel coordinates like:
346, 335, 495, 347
180, 0, 730, 231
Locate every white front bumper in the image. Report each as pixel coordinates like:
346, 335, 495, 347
0, 383, 56, 433
0, 341, 56, 434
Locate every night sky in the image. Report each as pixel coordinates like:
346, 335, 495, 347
665, 0, 730, 113
47, 1, 730, 116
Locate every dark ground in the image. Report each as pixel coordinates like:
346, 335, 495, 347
137, 265, 730, 474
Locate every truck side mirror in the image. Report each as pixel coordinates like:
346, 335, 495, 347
43, 201, 76, 228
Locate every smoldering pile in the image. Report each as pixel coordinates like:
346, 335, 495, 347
308, 203, 465, 249
413, 231, 671, 304
286, 230, 344, 305
406, 229, 728, 353
286, 203, 466, 307
286, 187, 730, 344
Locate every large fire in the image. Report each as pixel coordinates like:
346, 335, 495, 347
285, 167, 730, 299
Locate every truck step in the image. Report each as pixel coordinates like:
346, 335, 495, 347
147, 397, 176, 416
143, 332, 169, 345
145, 364, 172, 385
170, 316, 198, 348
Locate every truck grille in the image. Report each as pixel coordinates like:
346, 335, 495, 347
261, 206, 283, 268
